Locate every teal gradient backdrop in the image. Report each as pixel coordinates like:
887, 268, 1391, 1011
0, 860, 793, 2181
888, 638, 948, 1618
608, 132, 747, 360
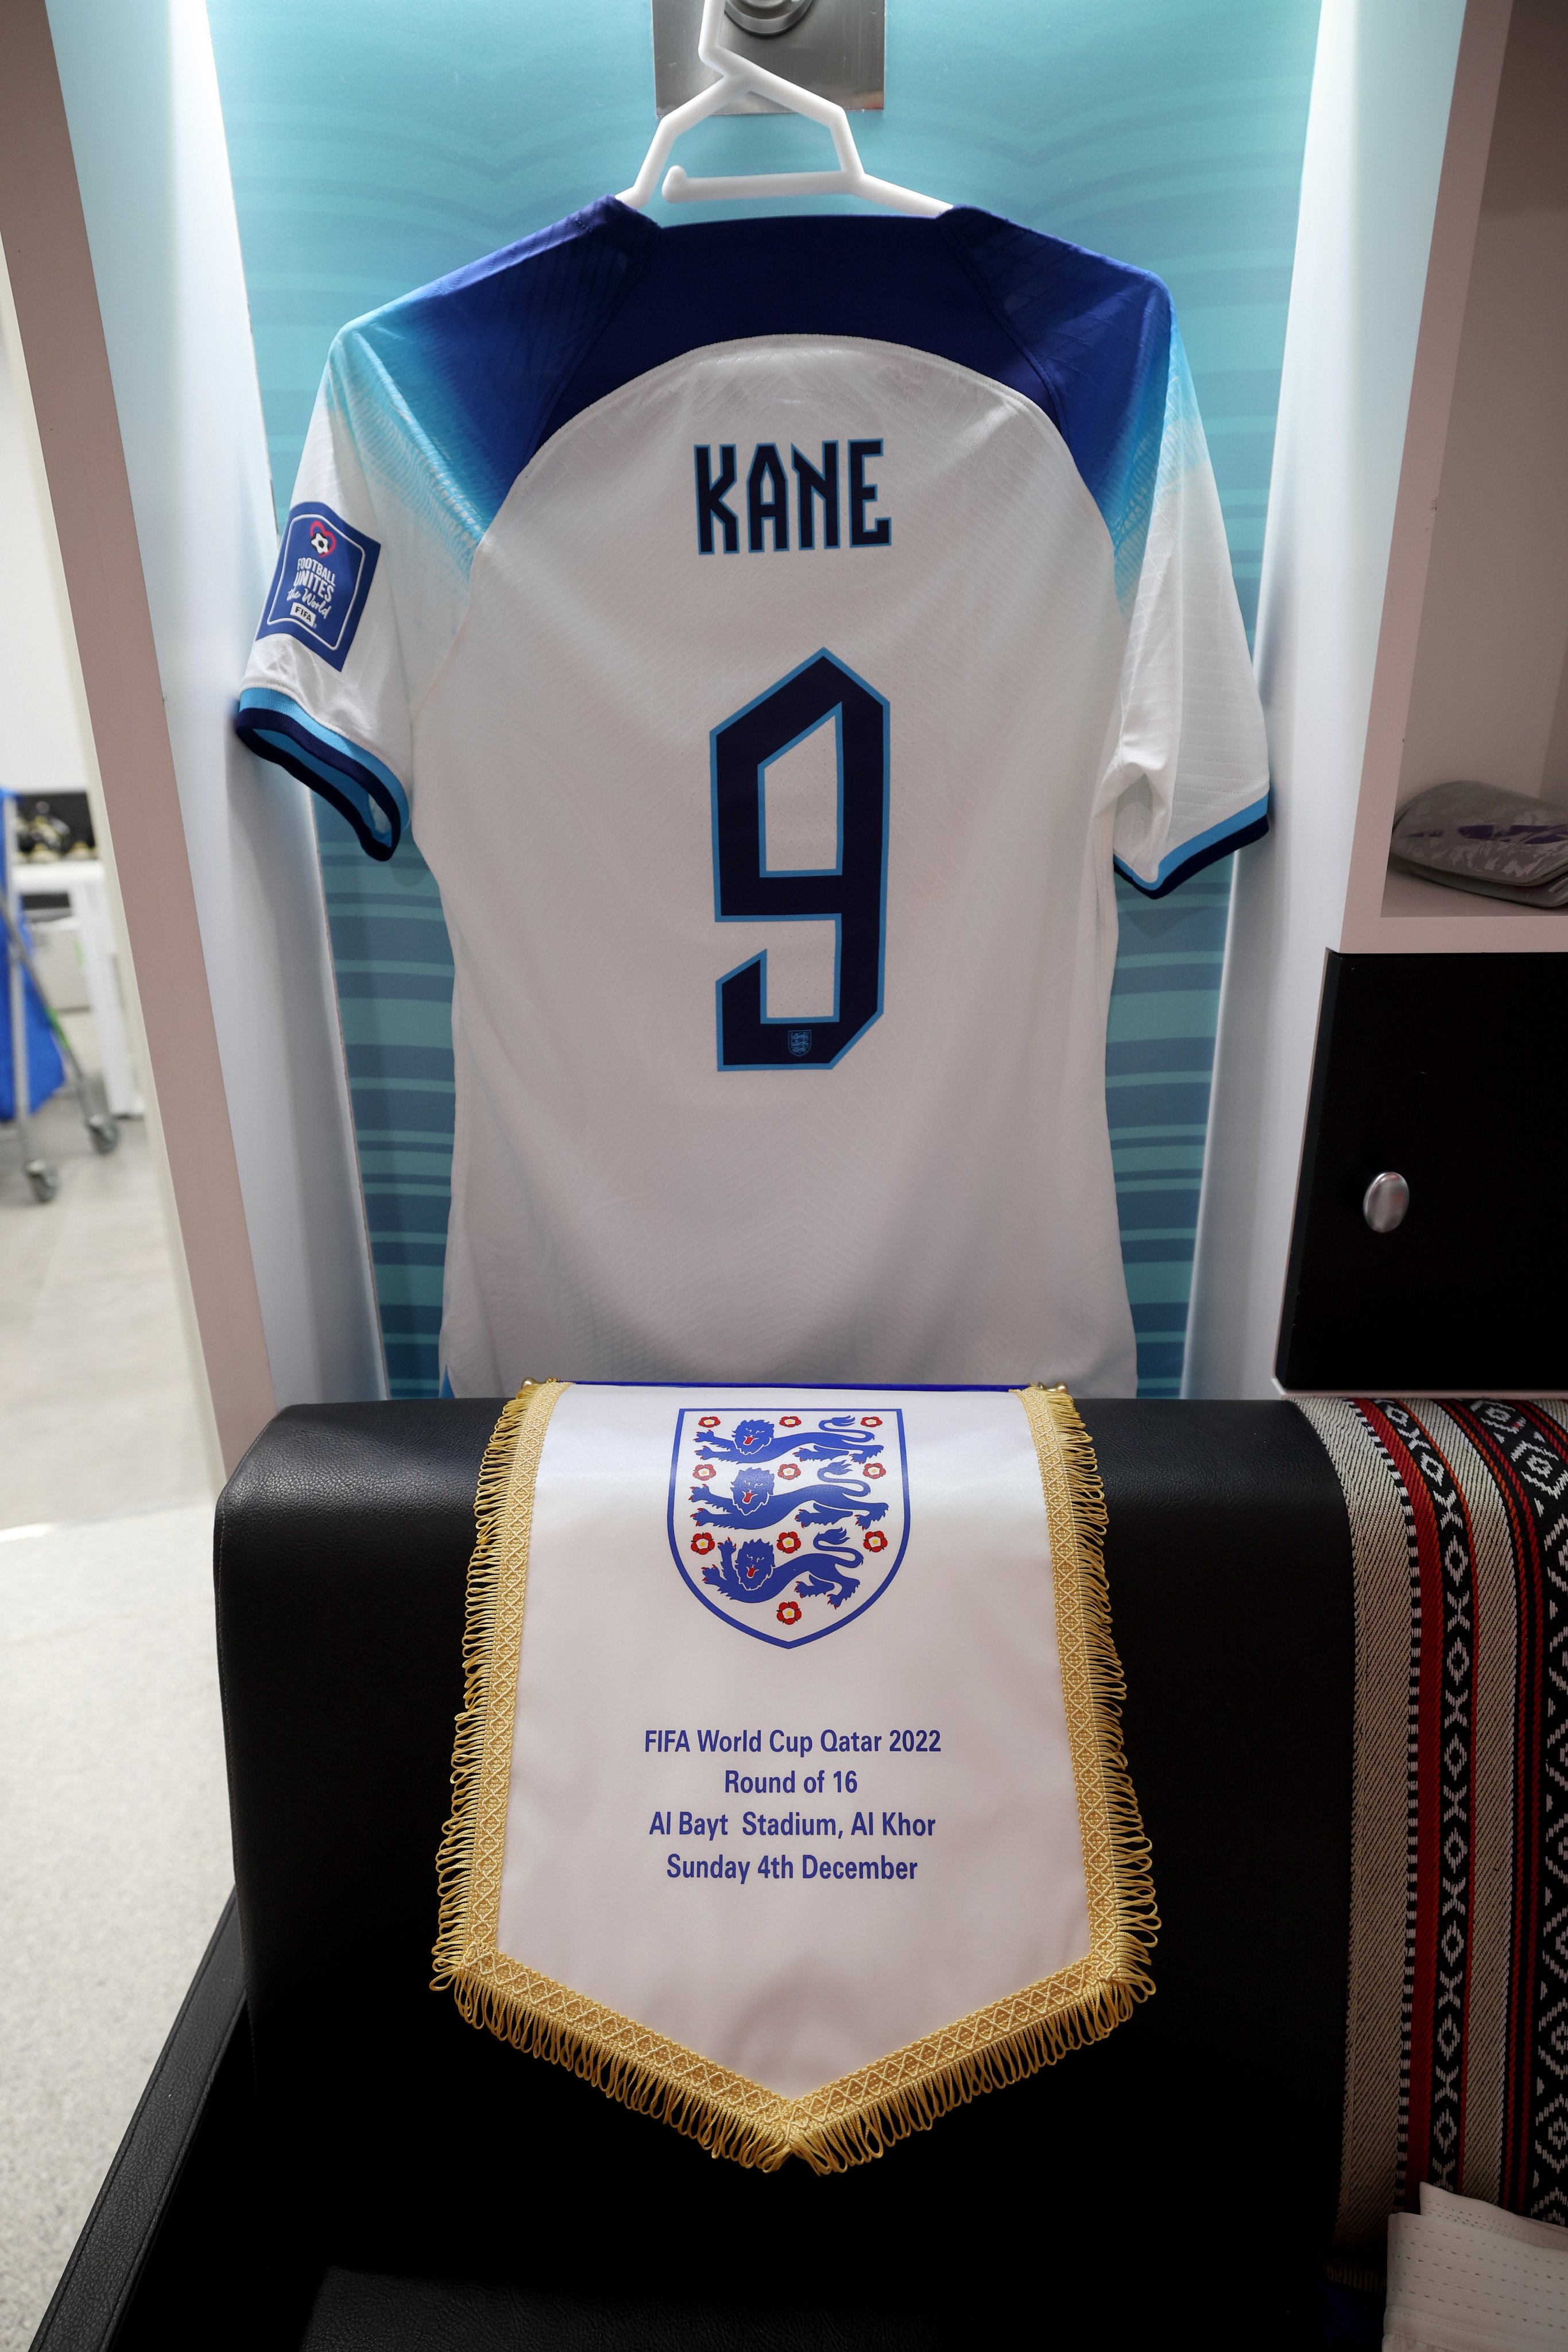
208, 0, 1319, 1396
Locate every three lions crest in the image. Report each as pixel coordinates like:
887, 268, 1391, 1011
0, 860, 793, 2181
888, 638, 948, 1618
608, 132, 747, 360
667, 1406, 910, 1648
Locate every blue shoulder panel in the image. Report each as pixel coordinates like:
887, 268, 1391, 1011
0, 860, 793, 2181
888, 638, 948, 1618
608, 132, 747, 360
332, 196, 656, 560
546, 207, 1054, 436
238, 200, 654, 854
937, 212, 1174, 606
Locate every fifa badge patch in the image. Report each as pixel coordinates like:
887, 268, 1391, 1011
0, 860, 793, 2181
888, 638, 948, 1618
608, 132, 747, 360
669, 1406, 908, 1647
258, 500, 380, 671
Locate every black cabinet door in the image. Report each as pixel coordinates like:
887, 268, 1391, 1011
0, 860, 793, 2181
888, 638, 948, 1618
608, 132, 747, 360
1276, 951, 1568, 1391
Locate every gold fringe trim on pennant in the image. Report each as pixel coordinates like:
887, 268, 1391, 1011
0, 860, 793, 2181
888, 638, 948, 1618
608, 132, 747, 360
432, 1378, 568, 1990
1017, 1384, 1159, 2013
433, 1380, 1156, 2172
446, 1944, 1143, 2175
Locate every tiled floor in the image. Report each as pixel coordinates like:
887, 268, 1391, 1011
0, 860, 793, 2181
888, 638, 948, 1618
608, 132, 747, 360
0, 1506, 230, 2351
0, 1073, 226, 2351
0, 1083, 211, 1530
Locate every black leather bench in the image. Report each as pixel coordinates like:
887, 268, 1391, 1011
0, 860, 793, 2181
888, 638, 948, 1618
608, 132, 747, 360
32, 1399, 1355, 2349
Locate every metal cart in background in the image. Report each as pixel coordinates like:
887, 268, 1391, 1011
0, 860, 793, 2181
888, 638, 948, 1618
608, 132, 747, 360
2, 792, 117, 1201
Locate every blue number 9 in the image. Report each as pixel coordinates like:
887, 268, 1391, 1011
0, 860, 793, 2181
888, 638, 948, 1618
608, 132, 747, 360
710, 651, 888, 1070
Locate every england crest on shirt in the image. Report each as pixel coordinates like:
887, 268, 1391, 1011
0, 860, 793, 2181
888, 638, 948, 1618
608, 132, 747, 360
667, 1406, 909, 1649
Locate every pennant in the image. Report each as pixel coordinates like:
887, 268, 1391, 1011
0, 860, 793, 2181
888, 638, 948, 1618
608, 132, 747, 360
434, 1381, 1155, 2171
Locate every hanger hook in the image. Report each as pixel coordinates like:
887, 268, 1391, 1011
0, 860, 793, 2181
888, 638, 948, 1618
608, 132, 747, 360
618, 0, 945, 218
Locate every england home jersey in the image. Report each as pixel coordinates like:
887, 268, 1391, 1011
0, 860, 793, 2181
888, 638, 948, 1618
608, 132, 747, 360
237, 201, 1268, 1397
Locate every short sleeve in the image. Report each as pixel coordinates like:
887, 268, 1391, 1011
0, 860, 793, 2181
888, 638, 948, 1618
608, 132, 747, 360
1099, 325, 1270, 897
236, 358, 414, 860
235, 207, 652, 861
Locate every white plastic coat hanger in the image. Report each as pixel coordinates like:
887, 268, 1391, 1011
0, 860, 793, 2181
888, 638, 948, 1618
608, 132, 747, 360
619, 0, 947, 217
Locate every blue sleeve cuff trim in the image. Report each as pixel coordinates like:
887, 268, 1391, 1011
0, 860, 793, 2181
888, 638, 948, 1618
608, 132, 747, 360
234, 688, 409, 861
1116, 792, 1269, 899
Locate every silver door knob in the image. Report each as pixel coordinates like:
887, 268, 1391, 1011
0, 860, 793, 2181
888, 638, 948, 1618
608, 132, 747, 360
1362, 1172, 1410, 1233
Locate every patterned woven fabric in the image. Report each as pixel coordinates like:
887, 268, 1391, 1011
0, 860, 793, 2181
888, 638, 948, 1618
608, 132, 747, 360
1299, 1399, 1568, 2253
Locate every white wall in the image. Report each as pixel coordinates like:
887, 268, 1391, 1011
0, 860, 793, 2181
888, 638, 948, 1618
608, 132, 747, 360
1183, 0, 1471, 1398
0, 332, 87, 798
1397, 0, 1568, 811
1, 236, 227, 1485
43, 0, 385, 1407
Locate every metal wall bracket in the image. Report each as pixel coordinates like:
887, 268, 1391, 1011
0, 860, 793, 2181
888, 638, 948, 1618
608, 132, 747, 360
651, 0, 884, 117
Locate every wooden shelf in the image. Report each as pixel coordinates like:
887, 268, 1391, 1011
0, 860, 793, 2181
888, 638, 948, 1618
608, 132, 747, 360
1340, 857, 1568, 952
1339, 0, 1568, 960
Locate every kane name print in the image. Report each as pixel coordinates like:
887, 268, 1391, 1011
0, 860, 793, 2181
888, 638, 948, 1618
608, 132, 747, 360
695, 439, 891, 554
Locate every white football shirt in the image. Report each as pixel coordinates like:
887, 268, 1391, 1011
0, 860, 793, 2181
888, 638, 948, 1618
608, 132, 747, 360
238, 202, 1268, 1396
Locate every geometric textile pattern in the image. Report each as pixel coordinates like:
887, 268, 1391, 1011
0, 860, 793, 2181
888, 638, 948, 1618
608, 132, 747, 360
1298, 1399, 1568, 2248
